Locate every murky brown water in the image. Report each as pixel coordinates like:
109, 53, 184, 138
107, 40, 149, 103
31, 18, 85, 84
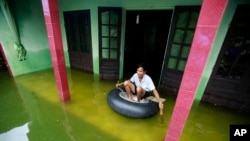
0, 68, 249, 141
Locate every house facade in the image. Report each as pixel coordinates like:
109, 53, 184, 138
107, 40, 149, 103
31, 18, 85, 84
1, 0, 250, 140
0, 0, 249, 113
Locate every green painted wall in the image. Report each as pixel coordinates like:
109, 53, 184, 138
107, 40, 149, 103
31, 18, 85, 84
0, 0, 70, 76
0, 0, 51, 76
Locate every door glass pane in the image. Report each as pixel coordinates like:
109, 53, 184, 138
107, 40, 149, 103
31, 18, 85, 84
85, 37, 91, 53
102, 26, 109, 36
188, 12, 199, 28
110, 11, 118, 24
176, 12, 188, 28
173, 29, 184, 43
110, 49, 117, 59
170, 44, 180, 56
110, 26, 118, 37
102, 38, 109, 48
177, 60, 186, 71
101, 11, 109, 24
181, 46, 190, 58
184, 30, 194, 44
110, 38, 117, 49
168, 58, 177, 69
102, 49, 109, 59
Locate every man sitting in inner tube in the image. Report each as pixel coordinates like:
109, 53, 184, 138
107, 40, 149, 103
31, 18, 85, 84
116, 63, 164, 110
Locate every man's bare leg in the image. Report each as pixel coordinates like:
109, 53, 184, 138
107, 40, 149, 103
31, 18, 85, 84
136, 87, 145, 102
124, 80, 135, 100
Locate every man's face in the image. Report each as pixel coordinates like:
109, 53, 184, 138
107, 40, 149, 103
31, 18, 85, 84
137, 67, 145, 79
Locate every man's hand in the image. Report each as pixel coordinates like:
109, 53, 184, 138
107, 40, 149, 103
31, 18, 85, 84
116, 81, 123, 88
116, 83, 119, 88
159, 101, 164, 116
159, 101, 164, 109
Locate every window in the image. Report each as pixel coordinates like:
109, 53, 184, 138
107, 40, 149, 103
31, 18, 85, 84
216, 5, 250, 80
64, 10, 91, 53
98, 7, 121, 59
167, 7, 200, 72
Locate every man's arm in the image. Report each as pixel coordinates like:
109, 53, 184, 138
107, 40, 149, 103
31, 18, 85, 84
116, 81, 124, 88
152, 89, 164, 109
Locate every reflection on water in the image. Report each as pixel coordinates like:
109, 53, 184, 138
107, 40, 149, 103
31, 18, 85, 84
0, 68, 249, 141
0, 122, 30, 141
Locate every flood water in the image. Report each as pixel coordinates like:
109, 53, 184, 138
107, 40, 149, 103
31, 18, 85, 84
0, 68, 249, 141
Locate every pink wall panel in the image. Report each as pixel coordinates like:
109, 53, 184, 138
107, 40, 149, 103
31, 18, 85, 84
175, 89, 195, 110
197, 0, 228, 26
180, 71, 201, 92
42, 0, 70, 101
185, 49, 209, 73
191, 27, 217, 51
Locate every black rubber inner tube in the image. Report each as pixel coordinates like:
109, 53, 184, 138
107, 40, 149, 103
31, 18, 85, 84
107, 88, 159, 118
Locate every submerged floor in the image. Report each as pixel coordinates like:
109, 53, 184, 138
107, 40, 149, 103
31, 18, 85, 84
0, 68, 249, 141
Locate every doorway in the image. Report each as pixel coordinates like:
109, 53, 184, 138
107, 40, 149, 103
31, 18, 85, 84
124, 10, 172, 84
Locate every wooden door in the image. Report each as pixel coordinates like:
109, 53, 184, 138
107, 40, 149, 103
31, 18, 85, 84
159, 6, 200, 96
98, 7, 122, 80
64, 10, 93, 72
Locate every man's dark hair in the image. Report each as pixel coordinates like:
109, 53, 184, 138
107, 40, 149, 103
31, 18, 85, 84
137, 63, 147, 71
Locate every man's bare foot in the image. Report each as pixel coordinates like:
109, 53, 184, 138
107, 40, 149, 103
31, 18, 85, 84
126, 93, 134, 101
128, 96, 135, 101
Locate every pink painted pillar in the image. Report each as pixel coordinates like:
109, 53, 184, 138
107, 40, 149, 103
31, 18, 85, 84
165, 0, 228, 140
41, 0, 70, 101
